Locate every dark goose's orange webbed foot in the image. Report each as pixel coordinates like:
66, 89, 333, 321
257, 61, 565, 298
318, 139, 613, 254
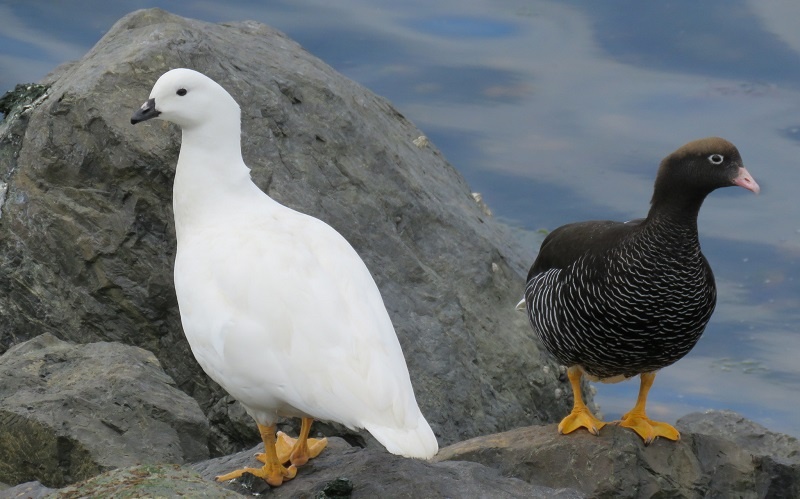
616, 372, 680, 445
559, 366, 607, 436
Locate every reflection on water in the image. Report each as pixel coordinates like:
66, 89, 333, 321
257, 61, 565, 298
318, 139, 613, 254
564, 0, 800, 87
2, 0, 798, 437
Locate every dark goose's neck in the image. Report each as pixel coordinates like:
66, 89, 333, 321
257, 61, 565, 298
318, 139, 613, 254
645, 171, 715, 230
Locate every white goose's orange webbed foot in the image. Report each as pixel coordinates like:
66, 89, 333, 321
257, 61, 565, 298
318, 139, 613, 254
216, 423, 297, 487
215, 463, 297, 487
559, 366, 607, 436
616, 372, 680, 445
264, 418, 328, 466
272, 431, 295, 464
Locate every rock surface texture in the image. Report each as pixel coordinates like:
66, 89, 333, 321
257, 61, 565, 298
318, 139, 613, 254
0, 334, 209, 488
5, 411, 797, 498
436, 411, 800, 498
0, 8, 568, 456
193, 438, 583, 498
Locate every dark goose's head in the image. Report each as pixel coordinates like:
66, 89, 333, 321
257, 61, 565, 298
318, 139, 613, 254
649, 137, 759, 220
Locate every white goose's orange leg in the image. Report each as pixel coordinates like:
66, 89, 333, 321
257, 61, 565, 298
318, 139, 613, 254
216, 423, 297, 487
268, 417, 328, 466
558, 366, 607, 435
618, 372, 680, 444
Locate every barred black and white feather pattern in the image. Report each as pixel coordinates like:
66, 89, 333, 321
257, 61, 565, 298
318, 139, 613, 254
523, 217, 716, 380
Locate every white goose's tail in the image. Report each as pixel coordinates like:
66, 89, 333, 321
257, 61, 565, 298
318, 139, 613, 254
364, 414, 438, 459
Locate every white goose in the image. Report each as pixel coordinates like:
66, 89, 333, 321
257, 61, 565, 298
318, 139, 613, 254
131, 68, 438, 486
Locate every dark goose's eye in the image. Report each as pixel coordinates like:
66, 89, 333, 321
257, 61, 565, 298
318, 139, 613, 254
177, 88, 187, 96
708, 154, 724, 165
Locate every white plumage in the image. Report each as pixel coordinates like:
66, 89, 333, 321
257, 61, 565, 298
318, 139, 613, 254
132, 68, 437, 471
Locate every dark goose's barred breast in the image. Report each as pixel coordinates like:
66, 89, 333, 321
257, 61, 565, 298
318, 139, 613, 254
523, 215, 716, 380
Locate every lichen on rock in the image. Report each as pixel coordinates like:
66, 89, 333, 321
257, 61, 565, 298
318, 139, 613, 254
0, 83, 49, 121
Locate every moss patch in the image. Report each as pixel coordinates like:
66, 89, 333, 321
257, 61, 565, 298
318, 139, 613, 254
0, 83, 49, 119
53, 464, 239, 498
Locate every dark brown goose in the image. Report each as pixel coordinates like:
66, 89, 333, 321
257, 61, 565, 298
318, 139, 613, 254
519, 137, 759, 444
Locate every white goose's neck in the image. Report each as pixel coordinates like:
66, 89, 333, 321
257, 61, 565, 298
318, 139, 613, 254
172, 118, 266, 241
182, 117, 243, 163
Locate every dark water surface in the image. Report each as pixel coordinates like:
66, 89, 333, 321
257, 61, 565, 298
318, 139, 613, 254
2, 1, 798, 437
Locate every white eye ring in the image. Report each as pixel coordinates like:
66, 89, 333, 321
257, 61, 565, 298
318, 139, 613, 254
708, 154, 724, 165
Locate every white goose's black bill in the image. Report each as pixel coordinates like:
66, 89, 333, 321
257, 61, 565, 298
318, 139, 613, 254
131, 98, 160, 124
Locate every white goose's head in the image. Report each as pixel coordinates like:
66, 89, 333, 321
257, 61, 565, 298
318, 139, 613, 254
131, 68, 240, 130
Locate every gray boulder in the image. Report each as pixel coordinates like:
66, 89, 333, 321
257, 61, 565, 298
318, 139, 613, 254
677, 410, 800, 498
0, 6, 572, 454
193, 437, 584, 498
435, 410, 800, 498
14, 411, 797, 498
0, 334, 209, 488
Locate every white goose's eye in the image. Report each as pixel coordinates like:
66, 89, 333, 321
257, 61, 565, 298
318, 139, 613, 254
176, 88, 187, 96
708, 154, 724, 165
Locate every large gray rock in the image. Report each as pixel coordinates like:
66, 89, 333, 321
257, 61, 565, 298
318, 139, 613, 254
193, 438, 584, 498
0, 334, 210, 488
0, 7, 572, 454
677, 410, 800, 498
435, 410, 800, 498
11, 411, 796, 498
1, 444, 584, 499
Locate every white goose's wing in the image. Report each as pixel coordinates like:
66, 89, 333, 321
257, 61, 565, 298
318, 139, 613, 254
174, 204, 435, 457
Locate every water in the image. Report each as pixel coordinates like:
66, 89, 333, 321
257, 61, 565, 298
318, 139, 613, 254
2, 0, 798, 438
